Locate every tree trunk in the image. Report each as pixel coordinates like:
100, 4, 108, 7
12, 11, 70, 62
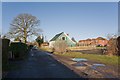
38, 43, 41, 47
24, 36, 27, 43
24, 28, 27, 43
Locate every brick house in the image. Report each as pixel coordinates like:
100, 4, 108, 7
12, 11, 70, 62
95, 37, 108, 46
78, 37, 108, 47
79, 39, 92, 46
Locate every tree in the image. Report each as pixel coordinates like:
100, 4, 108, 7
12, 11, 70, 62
36, 35, 44, 47
14, 37, 21, 42
107, 38, 118, 56
106, 34, 118, 56
106, 34, 117, 40
117, 36, 120, 56
71, 37, 77, 43
6, 13, 42, 43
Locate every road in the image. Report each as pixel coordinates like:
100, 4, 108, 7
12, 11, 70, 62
4, 49, 81, 78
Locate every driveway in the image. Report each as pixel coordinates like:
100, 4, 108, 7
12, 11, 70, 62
4, 49, 81, 78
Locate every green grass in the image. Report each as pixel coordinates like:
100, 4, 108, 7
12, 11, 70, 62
54, 52, 119, 66
40, 47, 119, 66
96, 46, 106, 49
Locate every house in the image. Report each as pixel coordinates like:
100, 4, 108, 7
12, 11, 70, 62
78, 38, 94, 46
95, 37, 108, 46
41, 42, 49, 48
49, 32, 76, 48
78, 37, 108, 47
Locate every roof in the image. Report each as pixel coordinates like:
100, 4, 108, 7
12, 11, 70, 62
79, 40, 85, 42
86, 38, 91, 41
50, 32, 76, 44
79, 37, 108, 42
50, 32, 63, 41
96, 37, 106, 40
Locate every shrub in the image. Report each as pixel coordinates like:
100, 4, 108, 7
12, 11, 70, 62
117, 36, 120, 56
106, 38, 118, 56
53, 40, 68, 54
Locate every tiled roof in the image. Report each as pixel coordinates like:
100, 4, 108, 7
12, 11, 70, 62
50, 32, 63, 41
96, 37, 106, 40
79, 37, 108, 42
86, 38, 91, 41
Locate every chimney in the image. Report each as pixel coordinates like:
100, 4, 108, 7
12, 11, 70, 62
67, 34, 69, 36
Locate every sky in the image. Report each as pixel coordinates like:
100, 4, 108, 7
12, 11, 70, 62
1, 0, 119, 2
2, 2, 118, 42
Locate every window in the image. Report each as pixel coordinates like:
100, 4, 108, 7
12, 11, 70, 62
62, 37, 65, 40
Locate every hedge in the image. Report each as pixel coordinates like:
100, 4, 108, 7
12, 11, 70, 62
9, 42, 28, 60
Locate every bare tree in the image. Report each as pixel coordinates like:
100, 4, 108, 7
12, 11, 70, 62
6, 13, 42, 43
53, 40, 68, 54
36, 35, 44, 47
106, 34, 118, 56
106, 34, 118, 40
117, 36, 120, 56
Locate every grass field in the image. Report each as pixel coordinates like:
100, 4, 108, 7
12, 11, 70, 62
54, 52, 119, 66
40, 47, 119, 66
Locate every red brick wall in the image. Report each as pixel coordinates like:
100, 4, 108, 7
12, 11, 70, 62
79, 38, 108, 46
97, 40, 108, 46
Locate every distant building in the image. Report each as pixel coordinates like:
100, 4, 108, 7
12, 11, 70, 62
95, 37, 108, 46
78, 37, 108, 47
41, 42, 49, 47
49, 32, 76, 48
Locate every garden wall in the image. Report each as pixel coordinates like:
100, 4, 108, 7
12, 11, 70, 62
2, 39, 10, 71
0, 38, 2, 79
9, 42, 28, 60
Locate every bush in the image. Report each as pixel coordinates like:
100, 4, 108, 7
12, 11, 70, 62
53, 40, 68, 53
106, 38, 118, 56
117, 36, 120, 56
9, 42, 28, 60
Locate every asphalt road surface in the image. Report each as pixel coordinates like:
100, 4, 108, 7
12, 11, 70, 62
4, 49, 81, 78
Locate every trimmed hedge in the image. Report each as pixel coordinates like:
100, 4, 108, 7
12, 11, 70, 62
9, 42, 28, 60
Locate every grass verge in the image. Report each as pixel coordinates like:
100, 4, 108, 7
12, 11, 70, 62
39, 47, 119, 66
39, 47, 52, 52
54, 52, 119, 66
